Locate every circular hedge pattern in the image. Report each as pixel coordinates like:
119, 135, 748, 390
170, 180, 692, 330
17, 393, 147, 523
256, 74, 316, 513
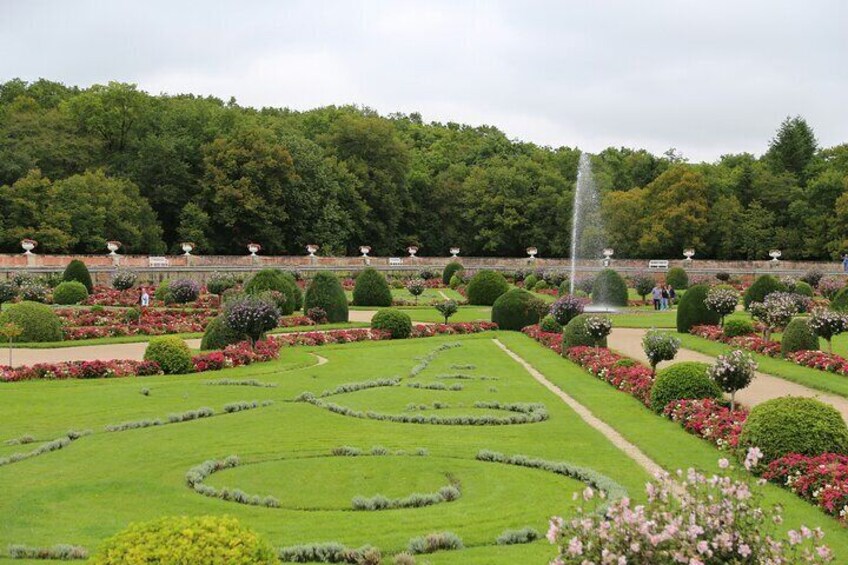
591, 269, 628, 307
649, 362, 721, 413
0, 301, 62, 342
353, 268, 392, 307
465, 270, 509, 306
491, 288, 541, 331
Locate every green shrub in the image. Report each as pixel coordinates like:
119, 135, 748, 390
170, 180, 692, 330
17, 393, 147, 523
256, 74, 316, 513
491, 289, 542, 331
154, 281, 172, 303
666, 267, 689, 289
523, 274, 538, 290
562, 314, 608, 349
676, 284, 721, 333
449, 274, 461, 289
794, 281, 814, 298
245, 269, 301, 315
304, 271, 349, 322
743, 275, 783, 309
539, 315, 562, 333
352, 268, 392, 307
91, 515, 276, 565
0, 281, 18, 304
200, 315, 243, 350
442, 262, 463, 285
739, 397, 848, 464
144, 336, 193, 374
832, 287, 848, 312
62, 259, 93, 293
52, 281, 89, 305
0, 301, 62, 342
781, 318, 819, 356
533, 280, 549, 291
723, 319, 754, 337
371, 308, 412, 339
591, 269, 628, 307
465, 270, 509, 306
650, 362, 721, 413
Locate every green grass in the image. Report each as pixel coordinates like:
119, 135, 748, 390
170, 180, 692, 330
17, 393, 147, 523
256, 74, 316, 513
399, 306, 491, 323
346, 287, 464, 304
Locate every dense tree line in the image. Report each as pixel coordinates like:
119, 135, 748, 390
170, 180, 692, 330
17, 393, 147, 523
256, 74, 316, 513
1, 79, 846, 259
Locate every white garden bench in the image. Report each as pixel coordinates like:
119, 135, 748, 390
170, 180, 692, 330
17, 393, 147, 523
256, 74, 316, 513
648, 260, 669, 270
148, 256, 170, 267
388, 257, 403, 266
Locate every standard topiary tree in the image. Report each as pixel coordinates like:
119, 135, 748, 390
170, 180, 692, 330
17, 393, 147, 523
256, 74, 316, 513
143, 336, 193, 374
352, 268, 392, 307
224, 296, 280, 345
739, 397, 848, 465
780, 317, 819, 356
562, 314, 609, 350
0, 301, 62, 342
707, 349, 756, 410
169, 279, 201, 304
642, 330, 681, 375
666, 267, 689, 290
465, 270, 509, 306
491, 288, 542, 331
631, 273, 656, 302
371, 308, 413, 339
650, 362, 721, 413
304, 272, 349, 323
245, 269, 301, 315
200, 315, 243, 350
62, 259, 93, 293
676, 284, 721, 333
435, 299, 458, 324
52, 281, 89, 305
591, 269, 628, 307
442, 262, 463, 285
743, 275, 782, 309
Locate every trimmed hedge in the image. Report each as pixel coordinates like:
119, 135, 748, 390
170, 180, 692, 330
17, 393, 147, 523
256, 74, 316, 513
794, 281, 814, 298
523, 274, 538, 290
676, 284, 721, 333
200, 315, 243, 351
781, 318, 819, 356
442, 262, 463, 285
491, 289, 542, 331
666, 267, 689, 289
562, 314, 608, 349
0, 301, 62, 342
739, 397, 848, 464
52, 281, 89, 305
650, 362, 720, 413
144, 336, 193, 374
245, 269, 301, 315
304, 272, 349, 323
723, 319, 754, 337
62, 259, 93, 293
466, 270, 509, 306
591, 269, 628, 307
743, 274, 782, 309
371, 308, 412, 339
352, 268, 392, 307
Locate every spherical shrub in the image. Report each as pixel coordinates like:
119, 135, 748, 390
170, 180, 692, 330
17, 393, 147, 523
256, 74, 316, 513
591, 269, 628, 307
245, 269, 301, 315
562, 313, 608, 350
0, 301, 62, 342
371, 308, 413, 339
723, 319, 754, 337
666, 267, 689, 290
523, 274, 538, 290
539, 315, 562, 333
466, 270, 509, 306
780, 318, 819, 356
794, 281, 814, 298
304, 271, 349, 322
352, 268, 392, 307
650, 362, 721, 413
715, 272, 731, 282
111, 269, 137, 291
549, 295, 585, 326
0, 281, 17, 304
169, 279, 200, 304
52, 281, 89, 305
91, 515, 276, 565
442, 262, 463, 285
743, 275, 782, 309
533, 280, 549, 291
676, 284, 721, 333
200, 315, 243, 350
143, 336, 193, 374
739, 397, 848, 465
62, 259, 93, 293
491, 288, 542, 331
449, 274, 462, 289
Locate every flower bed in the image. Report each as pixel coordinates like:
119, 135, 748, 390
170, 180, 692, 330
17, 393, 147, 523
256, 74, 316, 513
0, 360, 162, 383
663, 398, 748, 450
690, 324, 782, 357
564, 346, 654, 406
764, 453, 848, 520
788, 350, 848, 375
84, 287, 217, 309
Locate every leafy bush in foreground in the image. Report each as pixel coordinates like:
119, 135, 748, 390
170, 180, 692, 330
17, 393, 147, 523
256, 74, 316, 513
371, 308, 412, 338
0, 301, 62, 342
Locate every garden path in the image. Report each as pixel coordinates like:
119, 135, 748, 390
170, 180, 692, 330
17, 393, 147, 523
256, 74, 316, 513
608, 327, 848, 422
8, 339, 203, 367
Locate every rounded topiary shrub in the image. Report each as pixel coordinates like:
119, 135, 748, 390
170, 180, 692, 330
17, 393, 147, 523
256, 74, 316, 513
533, 280, 549, 291
449, 274, 462, 289
491, 288, 542, 331
466, 270, 509, 306
650, 362, 721, 413
831, 287, 848, 312
562, 313, 608, 350
200, 315, 243, 350
371, 308, 412, 339
52, 281, 89, 305
62, 259, 93, 293
154, 281, 172, 303
676, 284, 721, 333
0, 301, 62, 342
442, 262, 463, 285
304, 272, 349, 323
666, 267, 689, 290
91, 515, 276, 565
352, 268, 392, 307
781, 317, 819, 356
794, 281, 814, 298
739, 397, 848, 465
523, 274, 538, 290
591, 269, 628, 307
143, 336, 193, 374
743, 274, 782, 309
723, 319, 754, 338
244, 269, 302, 315
169, 279, 200, 304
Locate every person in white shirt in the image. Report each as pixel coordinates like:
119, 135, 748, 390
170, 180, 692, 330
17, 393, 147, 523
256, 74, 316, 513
140, 287, 150, 308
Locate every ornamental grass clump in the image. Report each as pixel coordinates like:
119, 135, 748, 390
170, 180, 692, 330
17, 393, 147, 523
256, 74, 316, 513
407, 532, 463, 555
704, 286, 739, 326
708, 349, 756, 410
496, 527, 540, 545
8, 544, 88, 560
809, 308, 848, 353
224, 296, 280, 345
642, 330, 680, 375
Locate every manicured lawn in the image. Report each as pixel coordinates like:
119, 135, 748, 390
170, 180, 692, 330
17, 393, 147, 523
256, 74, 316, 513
398, 306, 491, 323
346, 287, 464, 304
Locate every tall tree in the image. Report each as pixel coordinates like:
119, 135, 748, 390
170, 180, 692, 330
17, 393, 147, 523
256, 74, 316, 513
765, 116, 818, 182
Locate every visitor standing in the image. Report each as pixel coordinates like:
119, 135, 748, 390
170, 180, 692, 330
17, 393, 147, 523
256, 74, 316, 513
660, 286, 669, 310
140, 287, 150, 308
842, 254, 848, 273
651, 285, 662, 310
668, 285, 677, 307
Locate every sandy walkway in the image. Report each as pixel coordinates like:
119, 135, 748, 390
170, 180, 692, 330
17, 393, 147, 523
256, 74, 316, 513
608, 327, 848, 422
7, 339, 202, 367
348, 310, 376, 322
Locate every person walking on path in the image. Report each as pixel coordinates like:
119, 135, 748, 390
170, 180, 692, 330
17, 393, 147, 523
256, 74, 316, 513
651, 285, 662, 310
660, 285, 670, 310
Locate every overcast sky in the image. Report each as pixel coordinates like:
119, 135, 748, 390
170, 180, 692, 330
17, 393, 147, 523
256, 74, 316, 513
1, 0, 846, 162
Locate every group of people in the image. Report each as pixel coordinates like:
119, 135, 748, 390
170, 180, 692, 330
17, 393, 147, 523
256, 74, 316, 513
651, 284, 676, 310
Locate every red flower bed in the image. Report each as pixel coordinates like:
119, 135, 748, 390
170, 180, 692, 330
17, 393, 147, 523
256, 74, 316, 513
1, 360, 162, 382
521, 325, 563, 354
564, 346, 654, 406
690, 324, 782, 357
764, 453, 848, 519
663, 398, 748, 450
789, 350, 848, 375
191, 339, 280, 372
84, 287, 218, 309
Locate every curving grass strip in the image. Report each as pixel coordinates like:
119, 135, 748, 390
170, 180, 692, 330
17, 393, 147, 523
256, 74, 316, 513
8, 544, 88, 560
206, 378, 278, 388
406, 382, 462, 391
278, 542, 380, 564
409, 342, 462, 378
312, 378, 400, 399
185, 455, 281, 508
351, 481, 460, 511
0, 430, 90, 467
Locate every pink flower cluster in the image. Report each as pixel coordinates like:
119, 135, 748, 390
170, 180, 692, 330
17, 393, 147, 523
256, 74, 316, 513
690, 325, 782, 357
765, 453, 848, 520
663, 398, 748, 449
59, 308, 215, 340
564, 346, 654, 406
1, 359, 162, 382
84, 287, 218, 309
191, 339, 280, 372
521, 325, 563, 354
788, 350, 848, 375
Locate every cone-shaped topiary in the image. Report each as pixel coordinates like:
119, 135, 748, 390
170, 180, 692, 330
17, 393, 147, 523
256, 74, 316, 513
781, 317, 819, 356
244, 269, 301, 315
591, 269, 628, 307
743, 275, 782, 309
649, 362, 721, 413
304, 272, 349, 323
371, 308, 412, 338
442, 262, 463, 285
562, 313, 609, 350
200, 315, 243, 350
676, 284, 721, 333
62, 259, 93, 293
491, 288, 542, 331
0, 301, 62, 342
52, 281, 89, 305
466, 270, 509, 306
352, 268, 392, 307
666, 267, 689, 290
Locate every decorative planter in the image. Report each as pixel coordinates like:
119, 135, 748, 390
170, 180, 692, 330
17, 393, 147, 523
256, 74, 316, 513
359, 246, 371, 258
106, 241, 121, 255
306, 244, 319, 257
181, 242, 195, 255
450, 247, 460, 258
602, 248, 614, 267
683, 248, 695, 261
769, 250, 782, 262
526, 247, 538, 260
407, 246, 418, 258
20, 239, 37, 255
247, 243, 262, 256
